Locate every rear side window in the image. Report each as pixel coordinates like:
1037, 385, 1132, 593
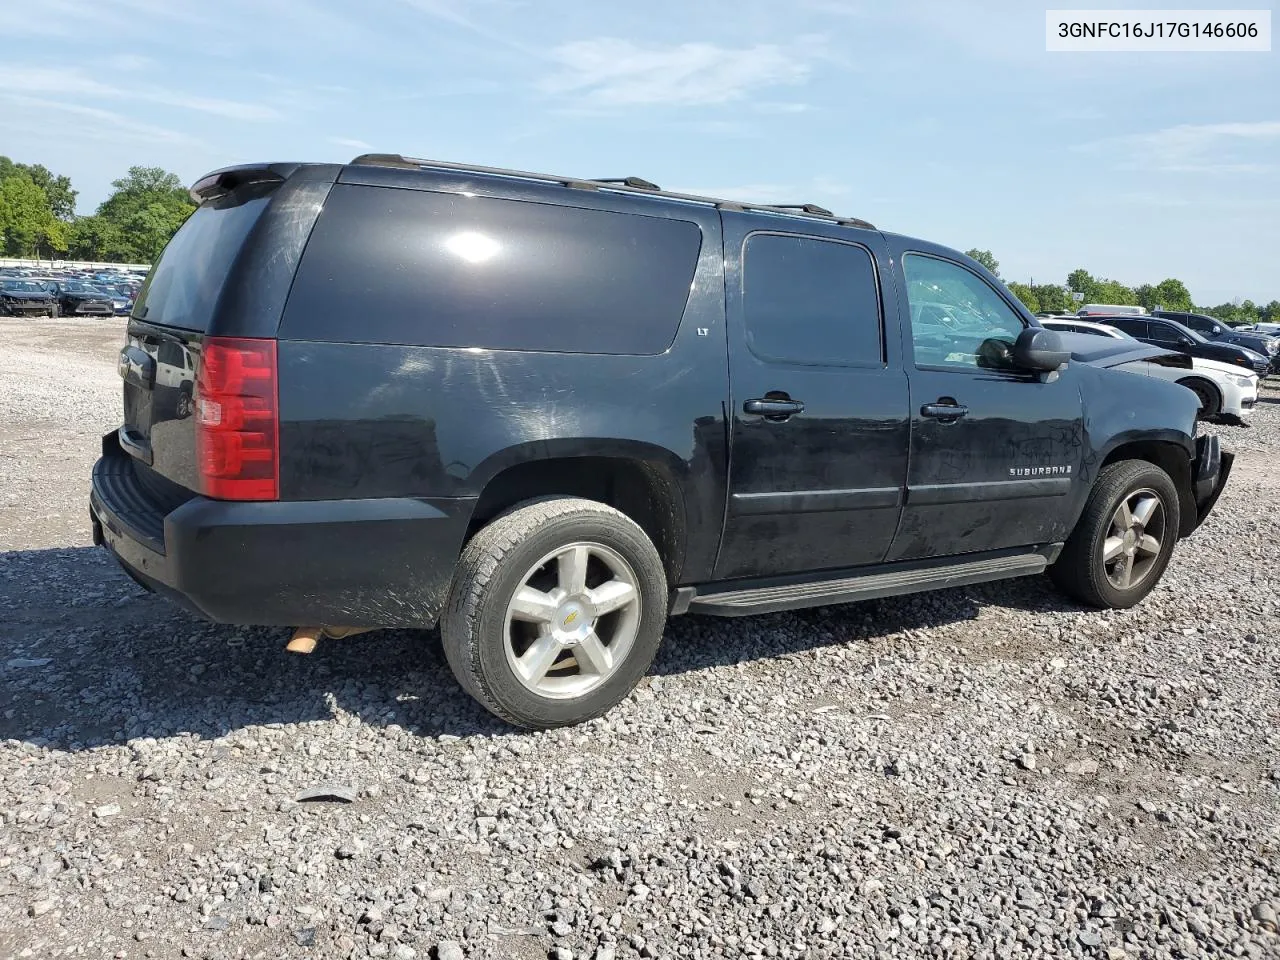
132, 187, 272, 332
742, 233, 882, 366
282, 185, 702, 354
1110, 318, 1150, 337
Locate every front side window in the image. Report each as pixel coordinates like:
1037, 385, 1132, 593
903, 254, 1025, 369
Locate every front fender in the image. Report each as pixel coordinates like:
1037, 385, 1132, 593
1067, 365, 1200, 534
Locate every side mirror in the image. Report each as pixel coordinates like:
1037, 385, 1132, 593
1179, 336, 1194, 346
1013, 327, 1070, 372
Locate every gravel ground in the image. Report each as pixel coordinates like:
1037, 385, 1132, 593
1, 318, 1278, 960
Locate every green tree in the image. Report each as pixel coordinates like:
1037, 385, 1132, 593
1031, 283, 1072, 313
1148, 278, 1192, 313
1066, 268, 1099, 303
965, 248, 1000, 277
1006, 281, 1040, 313
1094, 279, 1138, 306
1261, 300, 1280, 323
0, 173, 57, 257
97, 166, 195, 262
0, 156, 77, 220
66, 215, 129, 261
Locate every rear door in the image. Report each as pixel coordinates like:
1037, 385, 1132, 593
1107, 317, 1153, 342
715, 216, 909, 580
887, 249, 1086, 561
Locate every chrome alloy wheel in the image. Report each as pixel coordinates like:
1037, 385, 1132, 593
503, 542, 642, 699
1101, 488, 1165, 590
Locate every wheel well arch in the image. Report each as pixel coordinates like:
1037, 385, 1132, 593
1100, 439, 1197, 537
467, 456, 687, 583
1174, 375, 1222, 412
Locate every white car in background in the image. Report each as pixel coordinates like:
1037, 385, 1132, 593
1043, 318, 1258, 421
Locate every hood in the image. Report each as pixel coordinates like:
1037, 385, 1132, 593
1055, 332, 1188, 369
1194, 355, 1259, 378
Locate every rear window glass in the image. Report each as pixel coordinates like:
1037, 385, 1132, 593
132, 189, 271, 332
742, 233, 883, 367
281, 184, 702, 354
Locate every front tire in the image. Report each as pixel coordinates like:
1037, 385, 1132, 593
1050, 460, 1180, 609
441, 497, 668, 728
1177, 377, 1221, 419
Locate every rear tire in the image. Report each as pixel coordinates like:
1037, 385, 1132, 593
1050, 460, 1180, 609
1177, 377, 1221, 419
441, 497, 668, 729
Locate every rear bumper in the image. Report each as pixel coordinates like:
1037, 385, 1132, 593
1187, 433, 1233, 533
90, 433, 475, 627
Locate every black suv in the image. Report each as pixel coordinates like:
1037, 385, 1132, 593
1105, 315, 1270, 376
90, 155, 1232, 728
1153, 310, 1280, 373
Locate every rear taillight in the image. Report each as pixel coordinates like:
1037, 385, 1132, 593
195, 337, 278, 500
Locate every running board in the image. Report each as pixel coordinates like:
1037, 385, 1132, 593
685, 551, 1054, 617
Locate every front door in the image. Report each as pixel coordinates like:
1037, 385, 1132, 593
887, 249, 1086, 562
715, 217, 910, 580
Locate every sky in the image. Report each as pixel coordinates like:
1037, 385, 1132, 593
0, 0, 1276, 304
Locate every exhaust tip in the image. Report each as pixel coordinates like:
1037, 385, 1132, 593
286, 626, 323, 654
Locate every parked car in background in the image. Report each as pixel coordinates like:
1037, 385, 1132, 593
89, 154, 1233, 728
49, 280, 115, 316
0, 279, 57, 317
1154, 310, 1280, 373
1078, 304, 1147, 317
1043, 319, 1257, 420
1103, 315, 1270, 376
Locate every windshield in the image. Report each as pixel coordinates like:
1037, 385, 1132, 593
2, 280, 44, 293
1163, 319, 1207, 344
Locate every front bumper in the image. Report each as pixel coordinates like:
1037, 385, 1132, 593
90, 432, 475, 627
68, 300, 113, 315
1187, 433, 1233, 533
1, 299, 53, 315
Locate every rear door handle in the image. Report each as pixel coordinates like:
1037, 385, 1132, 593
743, 398, 805, 420
922, 402, 969, 421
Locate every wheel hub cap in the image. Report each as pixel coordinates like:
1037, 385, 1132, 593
1101, 488, 1166, 591
503, 542, 642, 700
553, 598, 593, 645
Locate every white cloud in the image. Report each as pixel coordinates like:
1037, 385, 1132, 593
103, 54, 154, 71
0, 95, 196, 146
1080, 120, 1280, 173
541, 38, 813, 107
0, 65, 279, 122
330, 137, 374, 150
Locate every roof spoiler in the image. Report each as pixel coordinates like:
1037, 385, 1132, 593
189, 163, 301, 204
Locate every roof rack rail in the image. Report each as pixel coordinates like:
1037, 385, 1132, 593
594, 176, 661, 190
349, 154, 876, 231
775, 203, 833, 216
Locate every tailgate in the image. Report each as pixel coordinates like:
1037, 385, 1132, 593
117, 181, 276, 493
119, 323, 203, 492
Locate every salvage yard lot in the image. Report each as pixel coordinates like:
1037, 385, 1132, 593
1, 318, 1278, 960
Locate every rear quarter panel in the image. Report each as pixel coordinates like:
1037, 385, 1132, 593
275, 183, 729, 584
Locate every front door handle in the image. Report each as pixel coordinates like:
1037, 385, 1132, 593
921, 402, 969, 421
743, 398, 805, 420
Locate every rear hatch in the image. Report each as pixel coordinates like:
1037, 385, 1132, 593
120, 178, 280, 497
